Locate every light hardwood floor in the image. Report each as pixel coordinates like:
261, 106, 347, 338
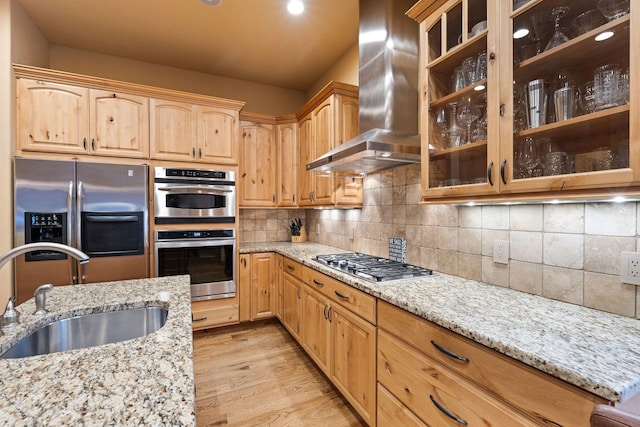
193, 319, 365, 426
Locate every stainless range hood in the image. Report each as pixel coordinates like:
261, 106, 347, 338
307, 0, 420, 174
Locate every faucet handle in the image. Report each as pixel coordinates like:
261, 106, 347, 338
33, 284, 54, 315
1, 297, 20, 327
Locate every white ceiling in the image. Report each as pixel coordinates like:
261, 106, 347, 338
16, 0, 359, 92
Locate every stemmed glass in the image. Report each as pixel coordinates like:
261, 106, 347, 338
518, 137, 541, 178
528, 10, 552, 55
545, 6, 570, 51
457, 96, 480, 145
471, 93, 488, 142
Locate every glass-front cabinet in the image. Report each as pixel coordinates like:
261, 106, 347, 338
409, 0, 638, 202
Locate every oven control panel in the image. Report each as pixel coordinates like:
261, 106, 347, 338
156, 229, 235, 241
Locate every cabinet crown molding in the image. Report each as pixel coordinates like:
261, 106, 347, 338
13, 64, 246, 111
295, 81, 358, 121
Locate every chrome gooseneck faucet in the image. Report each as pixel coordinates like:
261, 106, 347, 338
0, 243, 90, 334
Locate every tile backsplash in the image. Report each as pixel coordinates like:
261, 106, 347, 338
240, 164, 640, 319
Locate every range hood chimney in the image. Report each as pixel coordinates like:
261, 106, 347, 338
307, 0, 420, 174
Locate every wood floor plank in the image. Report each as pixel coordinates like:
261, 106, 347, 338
193, 319, 365, 427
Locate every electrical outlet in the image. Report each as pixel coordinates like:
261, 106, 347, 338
493, 240, 509, 264
620, 252, 640, 285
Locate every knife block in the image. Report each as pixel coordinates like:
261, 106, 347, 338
291, 225, 307, 243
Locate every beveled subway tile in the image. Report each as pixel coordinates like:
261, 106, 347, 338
584, 272, 636, 317
544, 204, 583, 233
585, 203, 636, 236
542, 265, 583, 305
509, 261, 542, 295
584, 235, 635, 275
543, 233, 584, 269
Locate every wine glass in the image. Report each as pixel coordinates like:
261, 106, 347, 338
528, 10, 552, 55
471, 93, 488, 142
545, 6, 570, 51
457, 96, 481, 145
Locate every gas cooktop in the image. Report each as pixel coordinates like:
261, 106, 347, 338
315, 253, 433, 283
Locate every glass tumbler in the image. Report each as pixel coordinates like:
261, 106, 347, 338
593, 64, 621, 111
462, 57, 477, 86
580, 80, 596, 114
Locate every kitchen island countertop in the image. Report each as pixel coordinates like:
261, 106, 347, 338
241, 242, 640, 405
0, 275, 195, 426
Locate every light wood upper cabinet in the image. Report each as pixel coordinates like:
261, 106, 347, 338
151, 100, 239, 164
18, 79, 148, 158
409, 0, 638, 203
239, 119, 277, 207
296, 82, 362, 207
197, 105, 238, 165
276, 120, 298, 207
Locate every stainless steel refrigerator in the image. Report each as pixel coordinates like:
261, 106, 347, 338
14, 157, 149, 303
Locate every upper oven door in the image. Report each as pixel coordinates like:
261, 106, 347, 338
154, 182, 236, 224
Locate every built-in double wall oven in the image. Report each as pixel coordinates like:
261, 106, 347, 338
153, 166, 237, 301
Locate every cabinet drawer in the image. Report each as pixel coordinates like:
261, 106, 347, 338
191, 299, 239, 331
378, 330, 538, 427
378, 301, 605, 427
282, 257, 304, 281
377, 384, 427, 427
304, 267, 376, 324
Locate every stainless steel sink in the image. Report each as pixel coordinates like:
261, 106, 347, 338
1, 306, 168, 359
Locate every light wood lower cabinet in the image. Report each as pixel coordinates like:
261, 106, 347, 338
301, 285, 331, 374
191, 298, 239, 331
378, 300, 606, 426
281, 260, 303, 341
377, 384, 427, 427
239, 252, 276, 322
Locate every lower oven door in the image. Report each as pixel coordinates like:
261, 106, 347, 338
154, 238, 236, 301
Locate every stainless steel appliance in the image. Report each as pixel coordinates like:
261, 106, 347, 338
14, 157, 149, 304
154, 229, 235, 301
154, 166, 235, 224
315, 253, 432, 282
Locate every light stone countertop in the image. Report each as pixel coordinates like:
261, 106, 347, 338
0, 275, 195, 426
241, 242, 640, 404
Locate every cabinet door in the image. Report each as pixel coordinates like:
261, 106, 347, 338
149, 99, 197, 161
330, 304, 376, 426
197, 105, 238, 164
334, 173, 363, 206
276, 122, 298, 207
239, 122, 276, 207
282, 272, 302, 341
335, 94, 359, 147
250, 252, 275, 320
312, 100, 334, 204
504, 0, 635, 193
238, 254, 251, 322
297, 115, 314, 206
301, 286, 331, 375
17, 78, 89, 154
90, 90, 149, 158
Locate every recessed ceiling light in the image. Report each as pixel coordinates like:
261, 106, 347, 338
200, 0, 222, 6
287, 0, 304, 15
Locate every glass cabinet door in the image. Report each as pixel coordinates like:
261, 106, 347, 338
421, 0, 499, 198
506, 0, 634, 193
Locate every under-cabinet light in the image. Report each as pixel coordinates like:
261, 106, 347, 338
611, 196, 627, 203
595, 31, 614, 41
474, 84, 486, 91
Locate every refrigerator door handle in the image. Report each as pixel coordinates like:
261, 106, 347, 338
67, 180, 78, 284
76, 181, 84, 283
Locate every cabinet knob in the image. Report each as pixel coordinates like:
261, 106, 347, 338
489, 52, 496, 61
499, 104, 505, 117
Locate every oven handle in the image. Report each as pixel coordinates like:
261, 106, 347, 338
157, 185, 233, 194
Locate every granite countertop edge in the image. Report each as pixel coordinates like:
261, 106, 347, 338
0, 275, 195, 426
240, 241, 640, 404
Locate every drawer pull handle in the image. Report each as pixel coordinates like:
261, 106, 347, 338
287, 265, 295, 270
334, 291, 349, 301
384, 362, 391, 374
313, 279, 324, 287
192, 316, 208, 322
430, 395, 468, 425
431, 340, 469, 363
